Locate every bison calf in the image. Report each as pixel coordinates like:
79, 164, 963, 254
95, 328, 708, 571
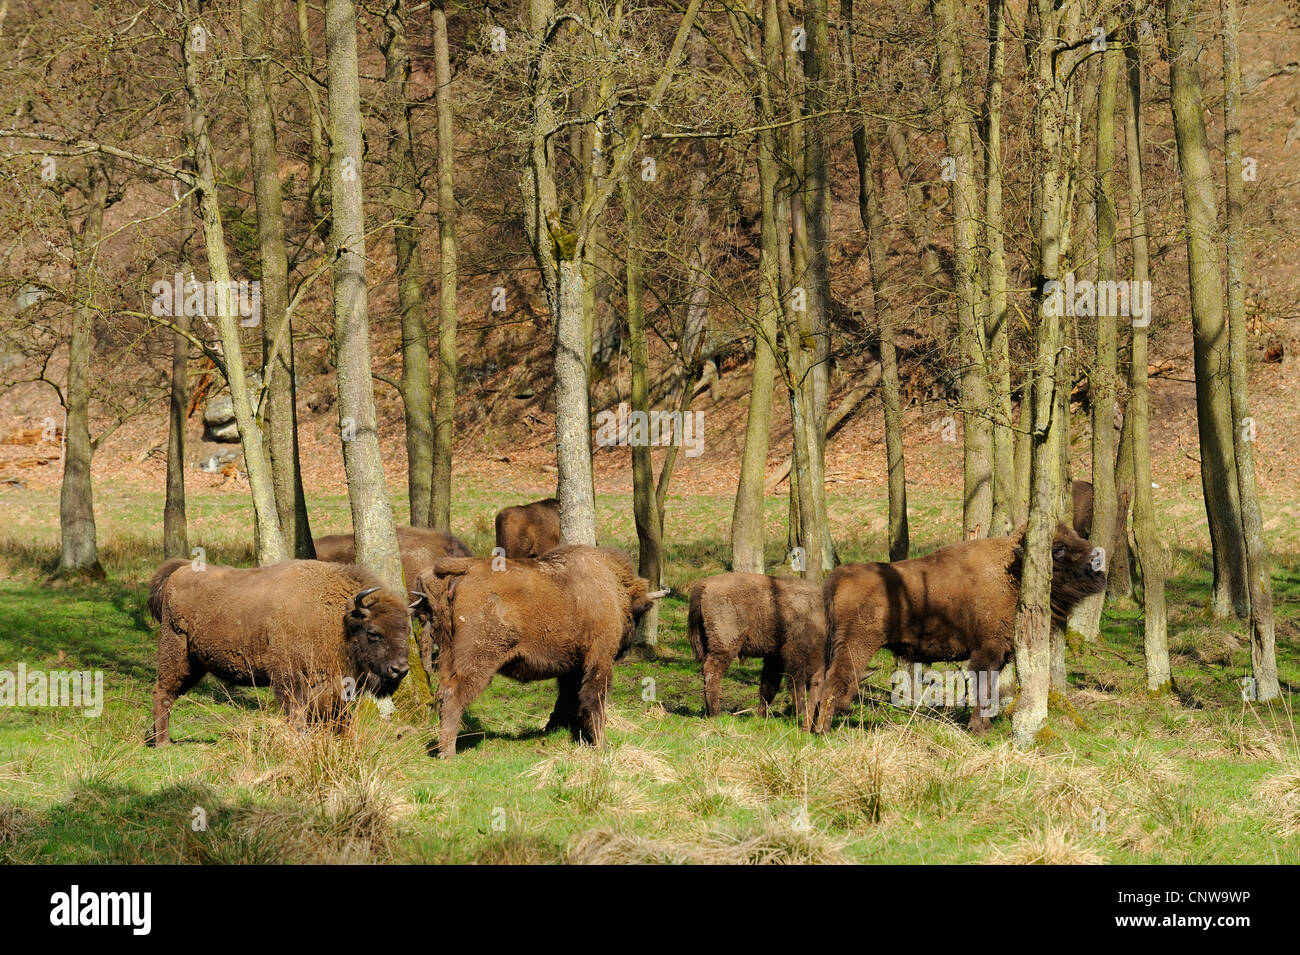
816, 523, 1105, 733
686, 573, 825, 729
147, 559, 412, 745
313, 525, 473, 585
411, 546, 665, 757
494, 497, 561, 559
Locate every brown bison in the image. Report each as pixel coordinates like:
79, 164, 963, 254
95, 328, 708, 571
494, 497, 561, 559
411, 546, 666, 757
815, 523, 1105, 734
146, 558, 412, 745
686, 573, 825, 729
313, 525, 474, 585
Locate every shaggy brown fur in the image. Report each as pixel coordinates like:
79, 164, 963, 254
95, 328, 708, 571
686, 573, 826, 729
313, 526, 474, 585
494, 497, 562, 559
816, 523, 1105, 734
146, 559, 411, 745
412, 546, 660, 757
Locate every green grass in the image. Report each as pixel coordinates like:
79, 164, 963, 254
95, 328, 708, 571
0, 480, 1297, 863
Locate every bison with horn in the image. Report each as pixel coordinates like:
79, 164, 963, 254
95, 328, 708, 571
410, 545, 666, 757
146, 558, 412, 745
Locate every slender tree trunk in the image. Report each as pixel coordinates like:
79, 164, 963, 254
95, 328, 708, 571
1071, 14, 1121, 642
1109, 401, 1135, 597
242, 0, 313, 557
932, 0, 993, 539
429, 0, 459, 533
182, 0, 286, 566
1222, 0, 1279, 701
842, 0, 907, 560
164, 109, 195, 561
985, 0, 1013, 539
58, 159, 107, 578
625, 173, 661, 646
325, 0, 403, 592
381, 0, 434, 529
296, 0, 327, 230
730, 3, 782, 575
1125, 14, 1170, 692
1167, 0, 1249, 619
1014, 0, 1075, 746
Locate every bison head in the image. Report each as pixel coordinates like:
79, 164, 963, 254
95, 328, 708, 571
344, 586, 411, 696
1047, 523, 1107, 627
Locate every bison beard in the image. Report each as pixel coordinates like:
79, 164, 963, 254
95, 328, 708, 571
493, 497, 562, 559
412, 546, 661, 757
686, 573, 826, 730
146, 559, 412, 745
815, 523, 1105, 733
312, 525, 474, 584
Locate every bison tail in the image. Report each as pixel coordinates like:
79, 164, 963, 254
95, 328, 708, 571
148, 558, 188, 621
686, 585, 706, 661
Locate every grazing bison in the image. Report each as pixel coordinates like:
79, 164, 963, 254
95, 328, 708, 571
147, 559, 412, 745
411, 546, 665, 757
313, 526, 474, 585
816, 523, 1105, 734
686, 573, 826, 729
494, 497, 562, 559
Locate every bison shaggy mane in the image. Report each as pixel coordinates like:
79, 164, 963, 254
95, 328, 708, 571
146, 558, 411, 745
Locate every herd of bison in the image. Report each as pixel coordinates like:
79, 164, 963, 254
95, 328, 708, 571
145, 488, 1106, 755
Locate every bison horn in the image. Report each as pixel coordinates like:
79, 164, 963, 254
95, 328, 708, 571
646, 588, 670, 600
353, 586, 381, 611
407, 590, 429, 611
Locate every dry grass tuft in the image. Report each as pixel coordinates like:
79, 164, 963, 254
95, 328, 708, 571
565, 822, 848, 865
990, 824, 1105, 865
1257, 769, 1300, 838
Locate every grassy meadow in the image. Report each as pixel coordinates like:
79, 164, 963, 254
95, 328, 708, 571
0, 481, 1298, 864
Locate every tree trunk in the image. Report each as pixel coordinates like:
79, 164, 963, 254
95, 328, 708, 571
1167, 0, 1249, 619
1125, 14, 1170, 693
984, 0, 1013, 539
1071, 14, 1121, 642
1222, 0, 1279, 701
296, 0, 327, 229
1013, 0, 1074, 747
624, 173, 662, 646
430, 0, 459, 533
164, 108, 195, 562
325, 0, 403, 593
1109, 402, 1135, 598
729, 1, 782, 575
842, 0, 908, 560
58, 159, 107, 578
182, 0, 287, 566
381, 0, 434, 529
932, 0, 993, 540
242, 0, 313, 557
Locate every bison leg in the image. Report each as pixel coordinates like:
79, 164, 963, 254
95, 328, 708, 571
435, 668, 495, 758
758, 654, 783, 717
702, 652, 733, 718
966, 651, 1008, 734
545, 669, 581, 733
148, 628, 203, 746
574, 661, 612, 747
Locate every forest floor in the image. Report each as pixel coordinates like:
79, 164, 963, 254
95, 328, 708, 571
0, 480, 1297, 864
